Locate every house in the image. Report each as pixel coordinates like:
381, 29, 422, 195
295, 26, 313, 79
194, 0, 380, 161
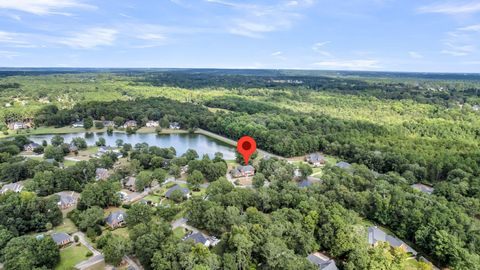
103, 120, 115, 127
411, 183, 434, 195
165, 185, 190, 199
72, 121, 84, 128
306, 252, 338, 270
306, 153, 326, 166
146, 120, 159, 128
298, 177, 321, 188
368, 226, 417, 255
51, 232, 72, 247
169, 122, 180, 129
231, 165, 255, 178
183, 232, 219, 247
124, 176, 137, 192
68, 143, 78, 153
9, 121, 27, 130
335, 161, 352, 170
123, 120, 137, 128
95, 168, 110, 181
117, 191, 129, 201
105, 210, 127, 229
24, 142, 40, 152
472, 105, 480, 111
56, 191, 77, 209
0, 182, 24, 194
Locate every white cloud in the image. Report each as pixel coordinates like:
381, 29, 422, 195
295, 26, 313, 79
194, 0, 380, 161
459, 24, 480, 32
59, 28, 118, 49
0, 50, 20, 58
0, 31, 34, 47
0, 0, 96, 16
440, 26, 479, 56
408, 51, 423, 59
205, 0, 315, 38
313, 59, 380, 70
312, 41, 332, 57
417, 1, 480, 14
271, 51, 287, 60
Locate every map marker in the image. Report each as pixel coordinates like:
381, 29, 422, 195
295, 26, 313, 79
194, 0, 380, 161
237, 136, 256, 165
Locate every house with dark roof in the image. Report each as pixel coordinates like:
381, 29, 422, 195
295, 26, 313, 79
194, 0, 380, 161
51, 232, 72, 247
183, 232, 219, 247
368, 226, 417, 255
165, 185, 190, 199
103, 120, 115, 127
95, 168, 110, 181
105, 210, 127, 229
335, 161, 352, 170
56, 191, 77, 209
298, 177, 322, 188
411, 183, 434, 195
231, 165, 255, 178
68, 143, 78, 153
306, 153, 326, 167
0, 182, 24, 194
24, 142, 40, 152
306, 252, 338, 270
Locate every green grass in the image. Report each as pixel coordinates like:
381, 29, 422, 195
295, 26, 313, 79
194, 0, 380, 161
54, 218, 77, 234
144, 194, 162, 203
63, 160, 77, 167
173, 227, 186, 238
54, 244, 90, 270
110, 227, 129, 238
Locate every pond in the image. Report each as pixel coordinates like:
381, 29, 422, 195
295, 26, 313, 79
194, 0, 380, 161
28, 132, 236, 160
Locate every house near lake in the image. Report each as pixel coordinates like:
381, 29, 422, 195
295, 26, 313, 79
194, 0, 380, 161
72, 121, 84, 128
0, 182, 24, 194
24, 142, 41, 152
102, 120, 115, 127
306, 153, 326, 167
231, 165, 255, 178
368, 226, 417, 255
123, 120, 137, 129
8, 121, 28, 130
146, 120, 159, 127
169, 122, 180, 129
105, 210, 127, 229
306, 252, 338, 270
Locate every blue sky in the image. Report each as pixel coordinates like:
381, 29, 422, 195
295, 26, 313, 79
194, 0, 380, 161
0, 0, 479, 72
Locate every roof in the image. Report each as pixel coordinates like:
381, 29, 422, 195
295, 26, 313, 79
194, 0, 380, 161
95, 168, 109, 180
105, 211, 127, 225
306, 252, 338, 270
125, 176, 136, 186
411, 183, 434, 195
1, 182, 23, 194
335, 161, 352, 169
25, 142, 40, 148
57, 192, 76, 206
368, 227, 417, 255
307, 153, 325, 163
184, 232, 209, 245
165, 185, 190, 198
51, 232, 71, 245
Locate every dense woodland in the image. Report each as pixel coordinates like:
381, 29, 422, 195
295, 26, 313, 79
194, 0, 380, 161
0, 70, 480, 269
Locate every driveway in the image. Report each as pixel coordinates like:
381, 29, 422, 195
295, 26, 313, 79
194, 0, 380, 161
72, 231, 100, 256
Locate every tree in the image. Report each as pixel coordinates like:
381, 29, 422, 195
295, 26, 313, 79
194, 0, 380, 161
135, 171, 153, 192
252, 173, 266, 188
77, 181, 120, 209
183, 149, 199, 161
84, 117, 94, 129
187, 170, 204, 190
170, 189, 185, 203
298, 163, 313, 179
2, 235, 60, 270
126, 203, 153, 228
44, 145, 65, 162
96, 137, 106, 147
113, 116, 125, 127
71, 137, 87, 149
95, 121, 104, 129
102, 234, 131, 266
116, 139, 124, 147
50, 135, 64, 146
152, 168, 167, 185
77, 206, 104, 232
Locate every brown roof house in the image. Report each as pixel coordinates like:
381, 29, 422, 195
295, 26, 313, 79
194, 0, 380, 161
231, 165, 255, 178
124, 176, 137, 192
56, 191, 77, 209
305, 153, 326, 167
95, 168, 110, 181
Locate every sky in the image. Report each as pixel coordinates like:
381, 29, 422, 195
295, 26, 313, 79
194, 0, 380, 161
0, 0, 479, 72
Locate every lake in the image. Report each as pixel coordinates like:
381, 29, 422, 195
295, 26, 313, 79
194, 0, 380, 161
28, 132, 236, 160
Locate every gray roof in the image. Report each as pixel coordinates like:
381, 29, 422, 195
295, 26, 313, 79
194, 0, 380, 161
51, 232, 71, 245
184, 232, 209, 245
307, 153, 325, 163
24, 142, 40, 149
411, 184, 434, 195
335, 161, 352, 169
125, 176, 136, 186
105, 210, 127, 225
95, 168, 109, 180
368, 227, 417, 255
307, 253, 338, 270
165, 185, 189, 198
232, 165, 255, 176
1, 182, 23, 194
57, 192, 76, 206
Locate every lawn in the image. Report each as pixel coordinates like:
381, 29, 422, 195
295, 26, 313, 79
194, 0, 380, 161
54, 218, 77, 234
54, 244, 90, 270
111, 227, 130, 238
173, 227, 186, 238
144, 194, 162, 203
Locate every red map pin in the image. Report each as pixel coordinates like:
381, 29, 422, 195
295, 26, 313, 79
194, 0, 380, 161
237, 136, 256, 165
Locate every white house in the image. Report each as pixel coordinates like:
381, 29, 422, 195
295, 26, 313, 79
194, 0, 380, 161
146, 120, 159, 128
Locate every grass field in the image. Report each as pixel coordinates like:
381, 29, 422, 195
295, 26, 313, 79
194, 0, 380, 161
173, 227, 186, 238
54, 218, 77, 234
111, 227, 130, 238
55, 244, 90, 270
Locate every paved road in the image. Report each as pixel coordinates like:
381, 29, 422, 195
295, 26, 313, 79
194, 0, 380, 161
171, 217, 198, 233
75, 254, 104, 270
124, 255, 144, 270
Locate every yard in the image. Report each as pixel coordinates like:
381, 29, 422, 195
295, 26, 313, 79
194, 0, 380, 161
54, 218, 77, 234
173, 227, 186, 238
54, 244, 90, 270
